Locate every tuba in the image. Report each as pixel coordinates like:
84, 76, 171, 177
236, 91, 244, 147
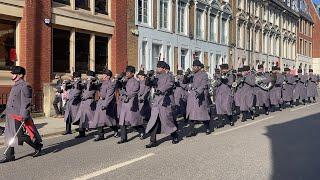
255, 72, 275, 91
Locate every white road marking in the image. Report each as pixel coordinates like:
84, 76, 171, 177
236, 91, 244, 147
290, 102, 320, 112
73, 153, 155, 180
213, 116, 275, 136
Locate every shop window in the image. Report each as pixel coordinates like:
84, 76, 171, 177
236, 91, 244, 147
53, 0, 70, 5
95, 36, 108, 74
75, 32, 90, 73
0, 20, 16, 71
53, 29, 70, 73
95, 0, 108, 14
76, 0, 90, 10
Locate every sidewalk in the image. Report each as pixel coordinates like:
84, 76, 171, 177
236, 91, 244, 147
0, 117, 67, 145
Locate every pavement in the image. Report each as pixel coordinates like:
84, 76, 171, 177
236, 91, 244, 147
0, 102, 320, 180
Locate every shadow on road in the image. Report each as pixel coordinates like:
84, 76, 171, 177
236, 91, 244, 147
35, 122, 48, 129
265, 112, 320, 180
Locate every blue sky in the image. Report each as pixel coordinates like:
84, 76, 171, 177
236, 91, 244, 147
314, 0, 320, 5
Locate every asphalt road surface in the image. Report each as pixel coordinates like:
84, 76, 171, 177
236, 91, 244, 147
0, 102, 320, 180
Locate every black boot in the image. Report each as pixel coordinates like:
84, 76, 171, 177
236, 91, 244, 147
94, 127, 105, 141
146, 141, 158, 148
0, 147, 15, 163
249, 111, 255, 120
228, 115, 234, 126
171, 132, 179, 144
32, 142, 43, 158
62, 122, 72, 135
264, 106, 270, 115
302, 99, 306, 105
241, 112, 246, 122
75, 130, 85, 138
313, 97, 316, 103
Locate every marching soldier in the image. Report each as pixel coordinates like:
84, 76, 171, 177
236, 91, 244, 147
238, 66, 255, 122
173, 70, 188, 121
145, 61, 179, 148
269, 66, 284, 112
63, 72, 83, 135
74, 71, 98, 138
118, 66, 145, 144
234, 68, 244, 116
293, 69, 308, 105
282, 68, 295, 107
215, 64, 235, 128
137, 70, 151, 122
185, 60, 212, 137
90, 69, 119, 141
254, 65, 271, 116
307, 69, 318, 103
0, 66, 43, 163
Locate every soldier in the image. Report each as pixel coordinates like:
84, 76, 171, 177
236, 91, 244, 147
137, 70, 151, 122
52, 74, 63, 118
238, 66, 255, 122
282, 68, 295, 107
0, 66, 43, 163
173, 70, 188, 121
145, 61, 179, 148
307, 69, 318, 103
74, 71, 98, 138
233, 68, 244, 116
118, 66, 145, 144
63, 72, 83, 135
253, 65, 271, 116
90, 69, 119, 141
269, 66, 285, 112
185, 60, 212, 137
293, 69, 308, 105
215, 64, 235, 128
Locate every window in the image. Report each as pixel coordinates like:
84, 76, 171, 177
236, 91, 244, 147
196, 9, 204, 39
166, 46, 171, 64
216, 54, 221, 65
54, 0, 70, 5
76, 0, 90, 10
0, 20, 16, 70
237, 24, 241, 47
209, 15, 217, 42
95, 36, 108, 74
255, 31, 259, 52
194, 51, 201, 61
53, 29, 70, 73
221, 19, 228, 45
152, 44, 162, 69
309, 42, 312, 57
75, 32, 90, 73
95, 0, 108, 15
159, 0, 169, 29
177, 1, 186, 34
180, 49, 188, 70
141, 41, 147, 69
138, 0, 149, 24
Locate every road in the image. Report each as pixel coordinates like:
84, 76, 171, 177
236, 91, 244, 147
0, 102, 320, 180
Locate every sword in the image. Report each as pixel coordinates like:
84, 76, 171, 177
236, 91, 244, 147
3, 120, 25, 155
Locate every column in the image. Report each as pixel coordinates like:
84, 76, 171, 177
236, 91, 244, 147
89, 33, 95, 71
70, 29, 76, 73
90, 0, 95, 15
71, 0, 75, 10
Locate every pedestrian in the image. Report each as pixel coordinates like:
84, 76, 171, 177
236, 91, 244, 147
52, 74, 63, 118
63, 72, 83, 135
307, 69, 318, 103
90, 69, 119, 141
185, 60, 212, 137
74, 70, 98, 138
269, 66, 284, 111
215, 64, 235, 128
0, 66, 43, 163
145, 61, 179, 148
118, 66, 145, 144
293, 69, 308, 105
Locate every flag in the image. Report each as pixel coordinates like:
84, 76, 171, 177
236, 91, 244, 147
10, 114, 36, 140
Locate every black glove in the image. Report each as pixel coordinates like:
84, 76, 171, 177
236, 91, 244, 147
139, 99, 144, 103
154, 90, 162, 96
124, 96, 129, 103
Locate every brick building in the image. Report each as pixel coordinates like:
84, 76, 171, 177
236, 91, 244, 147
0, 0, 127, 115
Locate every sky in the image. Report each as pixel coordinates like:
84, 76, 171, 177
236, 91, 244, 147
314, 0, 320, 5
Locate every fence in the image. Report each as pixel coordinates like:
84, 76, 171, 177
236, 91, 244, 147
0, 91, 44, 113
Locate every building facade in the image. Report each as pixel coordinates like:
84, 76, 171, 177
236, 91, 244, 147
0, 0, 127, 115
127, 0, 233, 77
231, 0, 299, 71
296, 0, 313, 73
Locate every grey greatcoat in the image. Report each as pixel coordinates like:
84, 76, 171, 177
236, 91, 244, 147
3, 79, 42, 147
90, 79, 118, 129
215, 74, 234, 115
119, 77, 142, 127
186, 71, 211, 121
254, 72, 271, 107
145, 73, 177, 135
293, 74, 308, 100
282, 74, 295, 102
234, 76, 244, 108
270, 73, 285, 106
173, 75, 188, 117
138, 80, 151, 120
238, 74, 256, 111
64, 79, 82, 123
74, 80, 97, 129
307, 74, 319, 98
